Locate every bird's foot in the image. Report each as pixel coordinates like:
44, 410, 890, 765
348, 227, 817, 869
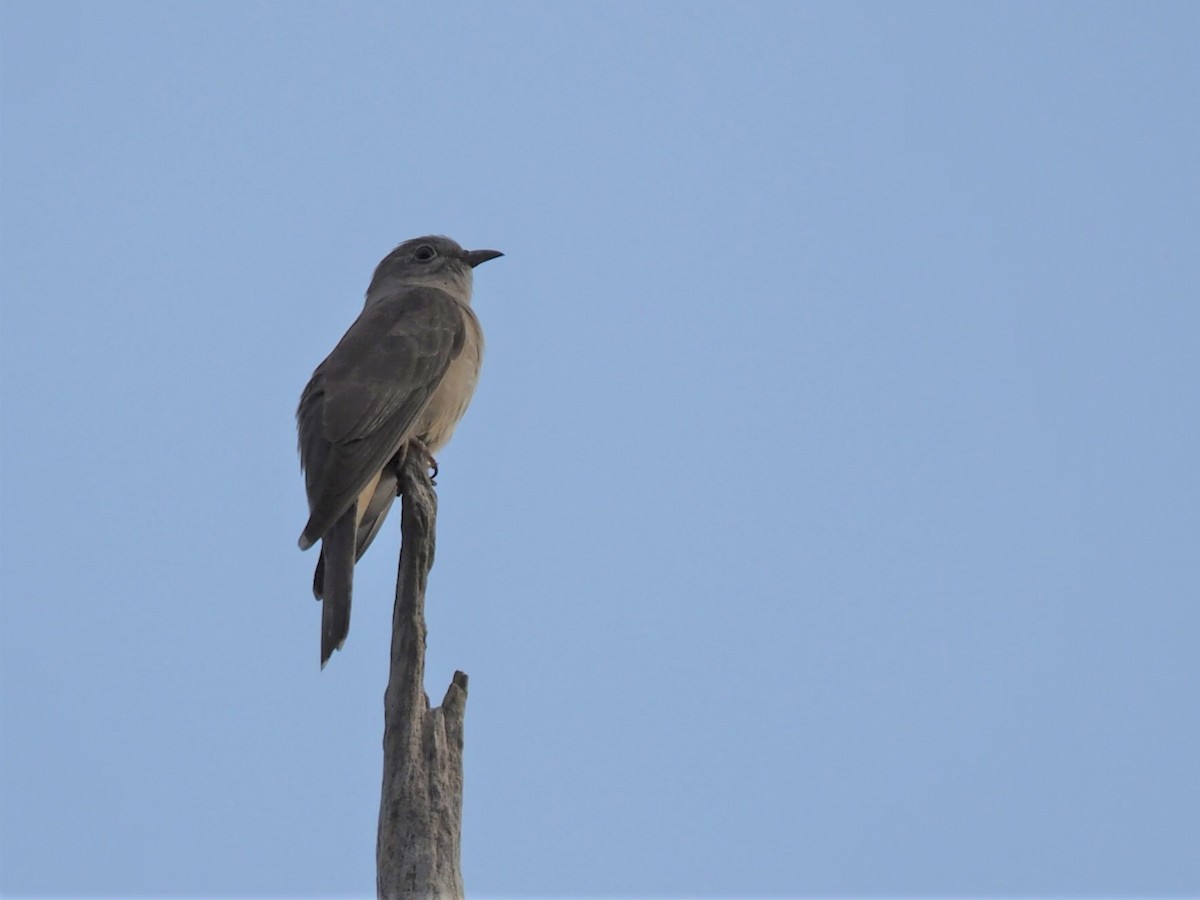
409, 439, 439, 485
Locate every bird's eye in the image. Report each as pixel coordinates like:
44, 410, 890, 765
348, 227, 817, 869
413, 245, 437, 262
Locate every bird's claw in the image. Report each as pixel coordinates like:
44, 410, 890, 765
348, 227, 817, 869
409, 439, 439, 485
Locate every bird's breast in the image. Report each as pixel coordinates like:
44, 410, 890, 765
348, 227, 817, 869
417, 305, 483, 453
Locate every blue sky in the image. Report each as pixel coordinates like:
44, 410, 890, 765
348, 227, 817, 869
2, 1, 1197, 896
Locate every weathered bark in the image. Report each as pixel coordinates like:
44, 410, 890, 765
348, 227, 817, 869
376, 454, 468, 900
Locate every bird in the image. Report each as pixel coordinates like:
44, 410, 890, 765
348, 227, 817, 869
296, 235, 503, 667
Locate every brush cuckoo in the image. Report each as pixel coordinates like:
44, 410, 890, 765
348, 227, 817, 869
297, 235, 502, 667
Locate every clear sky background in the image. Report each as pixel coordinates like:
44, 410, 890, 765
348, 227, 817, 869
1, 2, 1197, 897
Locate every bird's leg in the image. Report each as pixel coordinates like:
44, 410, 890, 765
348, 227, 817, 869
407, 438, 439, 486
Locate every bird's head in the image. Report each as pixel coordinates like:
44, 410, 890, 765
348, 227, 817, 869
366, 235, 503, 305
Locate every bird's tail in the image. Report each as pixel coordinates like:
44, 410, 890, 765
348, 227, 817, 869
311, 467, 399, 600
319, 505, 356, 668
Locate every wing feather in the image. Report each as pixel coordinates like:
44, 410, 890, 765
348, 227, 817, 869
297, 287, 464, 548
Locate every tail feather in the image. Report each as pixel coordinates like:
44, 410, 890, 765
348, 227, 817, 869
312, 467, 399, 600
319, 505, 357, 668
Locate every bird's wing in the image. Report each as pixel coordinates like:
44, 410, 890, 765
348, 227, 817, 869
297, 286, 465, 548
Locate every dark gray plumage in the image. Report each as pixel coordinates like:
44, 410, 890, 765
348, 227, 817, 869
297, 235, 502, 667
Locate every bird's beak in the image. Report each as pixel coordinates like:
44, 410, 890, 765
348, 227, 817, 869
463, 248, 504, 268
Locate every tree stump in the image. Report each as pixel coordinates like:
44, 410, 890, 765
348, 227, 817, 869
376, 453, 468, 900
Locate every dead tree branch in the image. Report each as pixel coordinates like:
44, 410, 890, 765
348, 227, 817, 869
376, 453, 468, 900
